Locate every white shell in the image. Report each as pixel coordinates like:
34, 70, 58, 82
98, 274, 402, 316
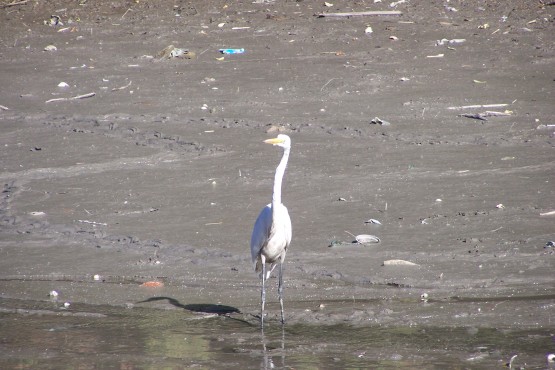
355, 234, 380, 244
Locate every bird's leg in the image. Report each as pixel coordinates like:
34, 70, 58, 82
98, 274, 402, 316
278, 260, 285, 325
260, 255, 266, 328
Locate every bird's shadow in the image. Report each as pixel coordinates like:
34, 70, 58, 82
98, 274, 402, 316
137, 296, 241, 316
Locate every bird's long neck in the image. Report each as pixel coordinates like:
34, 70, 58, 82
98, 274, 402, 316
272, 146, 290, 206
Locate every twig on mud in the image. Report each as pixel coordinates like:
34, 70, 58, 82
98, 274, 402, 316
1, 0, 29, 8
317, 10, 402, 17
121, 8, 132, 19
45, 92, 95, 103
447, 103, 509, 110
0, 104, 9, 111
111, 80, 132, 91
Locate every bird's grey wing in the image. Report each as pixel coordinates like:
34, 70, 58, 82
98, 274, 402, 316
250, 204, 272, 264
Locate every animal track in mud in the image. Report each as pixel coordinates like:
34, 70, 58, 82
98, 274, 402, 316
31, 114, 225, 154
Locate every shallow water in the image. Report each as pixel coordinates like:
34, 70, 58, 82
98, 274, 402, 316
1, 299, 552, 369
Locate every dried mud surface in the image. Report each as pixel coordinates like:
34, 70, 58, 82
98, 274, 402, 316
1, 0, 554, 368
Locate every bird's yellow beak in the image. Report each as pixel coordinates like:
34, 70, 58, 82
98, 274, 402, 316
264, 137, 285, 145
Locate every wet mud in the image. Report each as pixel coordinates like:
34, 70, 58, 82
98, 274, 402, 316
1, 0, 554, 368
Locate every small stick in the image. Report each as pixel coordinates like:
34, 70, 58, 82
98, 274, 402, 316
317, 10, 402, 17
1, 0, 29, 8
448, 103, 509, 110
483, 110, 511, 116
121, 8, 132, 19
320, 78, 336, 91
540, 210, 555, 216
45, 92, 95, 103
77, 220, 108, 226
0, 104, 9, 110
111, 80, 132, 91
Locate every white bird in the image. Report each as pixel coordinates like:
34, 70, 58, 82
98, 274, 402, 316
250, 134, 292, 327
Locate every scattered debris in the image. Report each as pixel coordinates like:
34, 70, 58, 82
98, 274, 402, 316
63, 302, 71, 308
93, 274, 101, 281
426, 53, 444, 58
496, 204, 505, 209
316, 10, 402, 17
389, 35, 399, 41
545, 241, 554, 249
540, 210, 555, 216
420, 292, 429, 302
44, 45, 57, 52
370, 117, 391, 126
436, 38, 466, 46
383, 259, 418, 266
364, 26, 373, 35
0, 105, 8, 111
157, 45, 195, 60
29, 211, 46, 216
57, 82, 69, 88
45, 92, 95, 103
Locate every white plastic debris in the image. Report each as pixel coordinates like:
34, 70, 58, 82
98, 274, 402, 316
63, 302, 71, 308
436, 38, 466, 46
383, 259, 418, 266
57, 82, 70, 88
365, 218, 382, 225
93, 274, 101, 281
365, 26, 373, 35
49, 290, 59, 297
44, 45, 57, 52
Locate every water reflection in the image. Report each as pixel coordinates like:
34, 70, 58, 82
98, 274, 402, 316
260, 326, 286, 370
1, 298, 553, 369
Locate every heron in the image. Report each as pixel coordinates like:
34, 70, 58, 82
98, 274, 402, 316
250, 134, 292, 327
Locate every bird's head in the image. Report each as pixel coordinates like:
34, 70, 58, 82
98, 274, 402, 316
264, 134, 291, 149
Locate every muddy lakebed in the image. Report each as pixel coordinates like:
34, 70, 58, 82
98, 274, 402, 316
1, 0, 554, 368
